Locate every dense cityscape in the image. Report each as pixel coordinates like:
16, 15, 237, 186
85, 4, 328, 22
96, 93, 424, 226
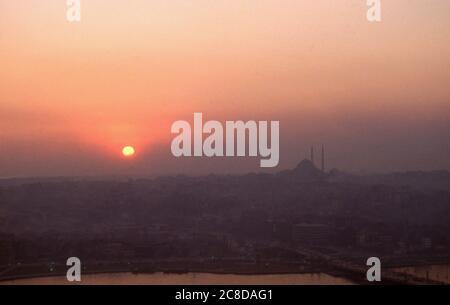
1, 159, 449, 284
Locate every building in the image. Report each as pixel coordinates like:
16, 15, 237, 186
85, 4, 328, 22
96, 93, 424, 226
292, 224, 331, 245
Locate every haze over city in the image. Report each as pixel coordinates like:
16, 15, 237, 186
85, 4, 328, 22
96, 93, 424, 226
1, 0, 449, 177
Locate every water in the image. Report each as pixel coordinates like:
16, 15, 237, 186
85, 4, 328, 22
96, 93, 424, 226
392, 264, 450, 284
4, 264, 449, 284
1, 272, 354, 285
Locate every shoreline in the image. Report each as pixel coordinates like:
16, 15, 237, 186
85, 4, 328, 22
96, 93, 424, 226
1, 262, 449, 285
0, 271, 355, 285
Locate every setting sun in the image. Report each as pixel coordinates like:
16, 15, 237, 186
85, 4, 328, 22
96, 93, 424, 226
122, 146, 135, 158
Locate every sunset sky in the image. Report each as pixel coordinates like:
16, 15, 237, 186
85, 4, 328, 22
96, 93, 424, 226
0, 0, 449, 177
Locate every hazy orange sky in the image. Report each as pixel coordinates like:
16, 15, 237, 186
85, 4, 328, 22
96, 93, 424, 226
0, 0, 449, 177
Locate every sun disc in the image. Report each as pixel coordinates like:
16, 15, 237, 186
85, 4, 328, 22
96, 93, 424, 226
122, 146, 135, 157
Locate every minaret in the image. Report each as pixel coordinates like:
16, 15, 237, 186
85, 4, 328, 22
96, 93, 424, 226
310, 146, 315, 165
321, 145, 325, 172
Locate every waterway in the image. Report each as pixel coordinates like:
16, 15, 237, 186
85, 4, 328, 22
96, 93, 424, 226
1, 272, 354, 285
